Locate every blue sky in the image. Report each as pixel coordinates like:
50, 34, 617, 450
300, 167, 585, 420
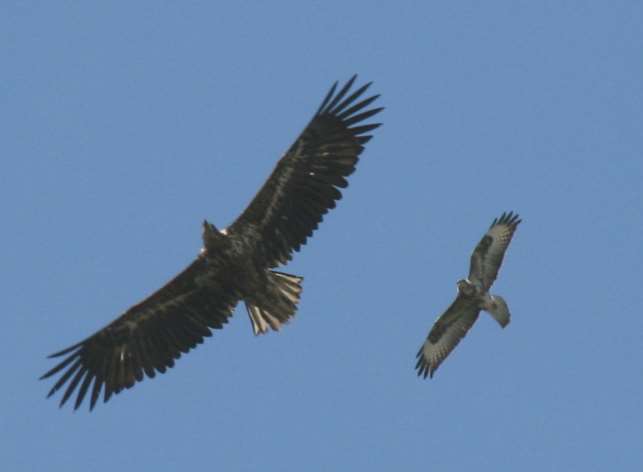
3, 1, 643, 470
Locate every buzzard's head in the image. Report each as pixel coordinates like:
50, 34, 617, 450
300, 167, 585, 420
457, 279, 476, 297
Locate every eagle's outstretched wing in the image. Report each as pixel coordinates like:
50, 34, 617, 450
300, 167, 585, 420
229, 75, 383, 268
469, 212, 521, 291
41, 258, 239, 411
415, 295, 481, 379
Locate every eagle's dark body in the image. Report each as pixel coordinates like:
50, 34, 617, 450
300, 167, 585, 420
42, 76, 383, 410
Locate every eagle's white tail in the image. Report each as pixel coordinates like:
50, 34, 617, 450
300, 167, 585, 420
245, 271, 303, 335
482, 294, 511, 328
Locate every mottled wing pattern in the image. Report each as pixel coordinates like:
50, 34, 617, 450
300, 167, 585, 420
229, 75, 383, 268
469, 212, 521, 291
41, 257, 239, 411
415, 295, 481, 379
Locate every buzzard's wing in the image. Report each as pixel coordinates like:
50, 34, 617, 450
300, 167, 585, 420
228, 75, 383, 268
469, 212, 521, 291
41, 257, 239, 411
415, 295, 480, 379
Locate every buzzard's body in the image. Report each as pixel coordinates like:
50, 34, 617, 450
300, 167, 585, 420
42, 76, 383, 410
416, 212, 521, 379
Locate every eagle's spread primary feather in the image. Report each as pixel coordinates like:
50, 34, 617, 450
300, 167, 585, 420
415, 212, 521, 379
41, 76, 383, 410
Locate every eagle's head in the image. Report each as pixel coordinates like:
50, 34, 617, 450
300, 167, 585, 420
202, 219, 218, 233
201, 220, 225, 253
457, 279, 476, 297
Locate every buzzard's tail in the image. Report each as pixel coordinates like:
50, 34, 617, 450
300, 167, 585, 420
245, 271, 303, 335
483, 294, 511, 328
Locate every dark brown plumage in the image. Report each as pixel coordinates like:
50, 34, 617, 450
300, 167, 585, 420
41, 76, 383, 410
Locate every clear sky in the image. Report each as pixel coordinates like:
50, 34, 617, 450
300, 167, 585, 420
3, 1, 643, 471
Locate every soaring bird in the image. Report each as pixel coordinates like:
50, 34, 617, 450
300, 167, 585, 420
42, 76, 383, 410
415, 212, 521, 379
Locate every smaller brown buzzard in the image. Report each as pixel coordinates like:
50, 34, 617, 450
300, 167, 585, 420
416, 212, 521, 379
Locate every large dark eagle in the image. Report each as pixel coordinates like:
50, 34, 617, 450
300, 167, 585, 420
416, 212, 521, 379
42, 76, 383, 410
